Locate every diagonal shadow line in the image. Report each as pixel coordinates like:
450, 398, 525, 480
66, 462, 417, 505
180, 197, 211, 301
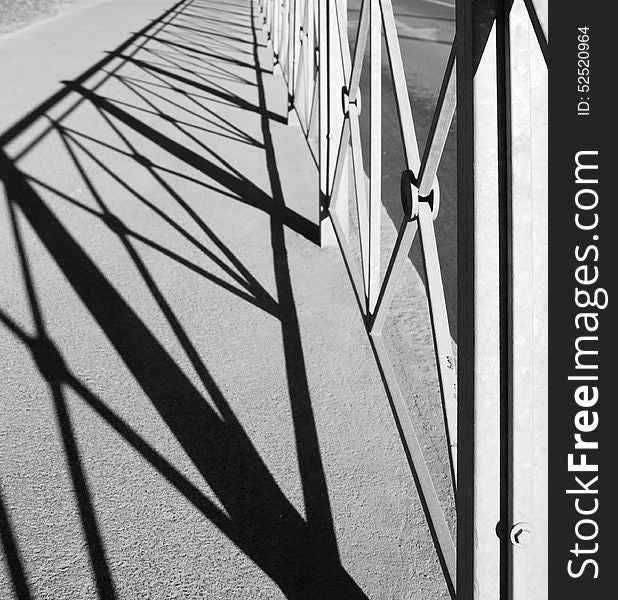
165, 20, 262, 50
65, 375, 235, 535
146, 34, 264, 72
147, 32, 254, 66
56, 123, 244, 202
48, 380, 117, 600
57, 124, 249, 427
172, 7, 256, 32
0, 0, 192, 150
191, 0, 254, 11
178, 10, 255, 30
84, 70, 270, 213
59, 123, 246, 201
102, 71, 265, 188
147, 43, 257, 87
102, 95, 259, 147
2, 300, 364, 600
183, 4, 253, 20
5, 0, 201, 170
55, 122, 272, 304
161, 21, 258, 55
0, 308, 236, 557
58, 110, 278, 311
97, 4, 343, 590
248, 2, 367, 597
251, 18, 329, 536
143, 52, 251, 88
0, 481, 33, 600
108, 69, 258, 150
192, 0, 252, 13
5, 188, 117, 599
159, 33, 258, 67
107, 67, 264, 146
1, 153, 332, 598
109, 60, 265, 146
144, 49, 253, 88
0, 310, 31, 344
59, 129, 252, 291
63, 82, 318, 243
0, 0, 360, 595
111, 54, 285, 122
141, 45, 255, 87
26, 173, 277, 317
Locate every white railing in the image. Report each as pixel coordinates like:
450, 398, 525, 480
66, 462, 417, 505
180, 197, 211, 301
258, 1, 548, 597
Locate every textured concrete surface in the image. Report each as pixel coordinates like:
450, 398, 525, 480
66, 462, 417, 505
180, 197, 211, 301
0, 0, 108, 34
0, 1, 453, 598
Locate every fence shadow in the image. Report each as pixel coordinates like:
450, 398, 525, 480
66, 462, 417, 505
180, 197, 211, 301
0, 0, 366, 598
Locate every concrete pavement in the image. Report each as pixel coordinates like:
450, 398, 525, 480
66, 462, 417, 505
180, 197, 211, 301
0, 1, 453, 598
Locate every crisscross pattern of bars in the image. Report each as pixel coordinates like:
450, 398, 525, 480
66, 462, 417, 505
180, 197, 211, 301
256, 0, 548, 596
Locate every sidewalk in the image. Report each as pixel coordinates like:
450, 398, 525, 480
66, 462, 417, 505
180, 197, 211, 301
0, 1, 450, 598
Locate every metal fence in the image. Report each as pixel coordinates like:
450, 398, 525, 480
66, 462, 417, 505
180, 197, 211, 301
257, 0, 548, 597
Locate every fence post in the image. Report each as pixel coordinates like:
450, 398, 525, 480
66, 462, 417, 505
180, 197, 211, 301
457, 0, 548, 597
507, 1, 548, 597
319, 0, 349, 247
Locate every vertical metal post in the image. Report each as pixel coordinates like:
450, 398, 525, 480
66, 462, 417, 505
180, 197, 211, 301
318, 0, 329, 238
508, 1, 548, 598
319, 0, 349, 246
272, 0, 280, 56
457, 0, 547, 598
304, 0, 314, 130
367, 0, 381, 309
265, 0, 272, 42
288, 0, 298, 98
280, 0, 289, 76
308, 0, 320, 143
457, 4, 503, 598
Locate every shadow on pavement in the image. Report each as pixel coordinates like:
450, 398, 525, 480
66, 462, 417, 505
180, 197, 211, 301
0, 0, 366, 597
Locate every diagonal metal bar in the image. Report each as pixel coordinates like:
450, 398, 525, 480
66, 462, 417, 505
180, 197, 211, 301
318, 0, 328, 198
262, 0, 460, 594
333, 0, 352, 83
330, 211, 367, 317
291, 0, 306, 101
307, 64, 319, 139
378, 0, 421, 172
348, 0, 369, 99
290, 0, 300, 94
306, 0, 317, 128
417, 202, 458, 486
301, 0, 314, 126
370, 218, 418, 335
294, 30, 307, 116
369, 333, 456, 594
293, 0, 316, 133
329, 117, 351, 206
524, 0, 548, 63
368, 0, 381, 313
418, 46, 456, 197
349, 107, 370, 300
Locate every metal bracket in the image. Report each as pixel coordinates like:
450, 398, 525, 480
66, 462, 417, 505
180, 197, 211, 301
400, 169, 439, 221
341, 86, 361, 116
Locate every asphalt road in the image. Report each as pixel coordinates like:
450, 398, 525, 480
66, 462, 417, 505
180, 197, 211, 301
349, 0, 457, 339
